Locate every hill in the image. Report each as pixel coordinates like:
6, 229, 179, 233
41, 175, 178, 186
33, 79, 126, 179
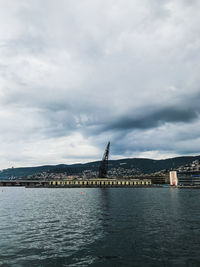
1, 155, 200, 179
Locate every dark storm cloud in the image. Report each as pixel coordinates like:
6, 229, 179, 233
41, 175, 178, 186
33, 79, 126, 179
104, 106, 199, 132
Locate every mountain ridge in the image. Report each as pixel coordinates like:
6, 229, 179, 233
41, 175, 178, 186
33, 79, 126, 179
1, 155, 200, 179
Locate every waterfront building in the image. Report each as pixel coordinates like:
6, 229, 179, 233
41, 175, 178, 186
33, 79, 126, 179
48, 178, 152, 187
170, 171, 200, 186
150, 174, 169, 184
169, 171, 178, 186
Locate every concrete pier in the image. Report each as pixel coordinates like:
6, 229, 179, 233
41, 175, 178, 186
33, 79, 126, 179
0, 178, 152, 188
48, 178, 152, 187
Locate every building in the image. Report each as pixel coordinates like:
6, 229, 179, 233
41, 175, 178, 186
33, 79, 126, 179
150, 174, 169, 184
169, 171, 178, 186
48, 178, 152, 187
170, 171, 200, 186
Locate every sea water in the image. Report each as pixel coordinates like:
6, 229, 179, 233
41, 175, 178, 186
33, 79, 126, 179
0, 187, 200, 266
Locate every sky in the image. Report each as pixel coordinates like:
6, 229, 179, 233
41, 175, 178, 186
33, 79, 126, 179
0, 0, 200, 169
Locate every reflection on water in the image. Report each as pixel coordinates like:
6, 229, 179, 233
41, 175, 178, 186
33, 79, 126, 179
0, 187, 200, 266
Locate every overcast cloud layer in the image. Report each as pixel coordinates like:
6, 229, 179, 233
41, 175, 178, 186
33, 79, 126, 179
0, 0, 200, 168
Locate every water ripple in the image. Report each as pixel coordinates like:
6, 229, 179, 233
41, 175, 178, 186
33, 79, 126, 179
0, 188, 200, 266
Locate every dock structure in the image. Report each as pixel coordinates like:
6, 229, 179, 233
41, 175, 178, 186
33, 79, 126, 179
48, 178, 152, 187
0, 178, 152, 188
0, 180, 46, 187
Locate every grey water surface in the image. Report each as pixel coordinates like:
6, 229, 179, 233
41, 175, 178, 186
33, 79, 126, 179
0, 187, 200, 267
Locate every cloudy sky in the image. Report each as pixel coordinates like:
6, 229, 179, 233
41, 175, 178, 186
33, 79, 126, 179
0, 0, 200, 169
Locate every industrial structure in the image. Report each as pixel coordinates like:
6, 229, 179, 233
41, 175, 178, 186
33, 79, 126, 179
98, 142, 110, 178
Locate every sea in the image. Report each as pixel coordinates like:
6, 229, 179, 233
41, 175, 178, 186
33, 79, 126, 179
0, 187, 200, 267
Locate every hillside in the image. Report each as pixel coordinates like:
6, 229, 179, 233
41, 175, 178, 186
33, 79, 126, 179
1, 155, 200, 179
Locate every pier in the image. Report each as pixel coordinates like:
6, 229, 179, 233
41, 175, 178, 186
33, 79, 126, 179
0, 178, 152, 188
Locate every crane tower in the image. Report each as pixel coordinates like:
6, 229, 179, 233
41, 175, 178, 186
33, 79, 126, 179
98, 142, 110, 178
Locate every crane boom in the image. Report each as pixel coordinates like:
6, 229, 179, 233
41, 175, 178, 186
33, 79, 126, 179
98, 142, 110, 178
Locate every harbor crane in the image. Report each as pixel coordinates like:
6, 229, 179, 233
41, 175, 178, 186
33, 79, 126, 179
98, 142, 110, 178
